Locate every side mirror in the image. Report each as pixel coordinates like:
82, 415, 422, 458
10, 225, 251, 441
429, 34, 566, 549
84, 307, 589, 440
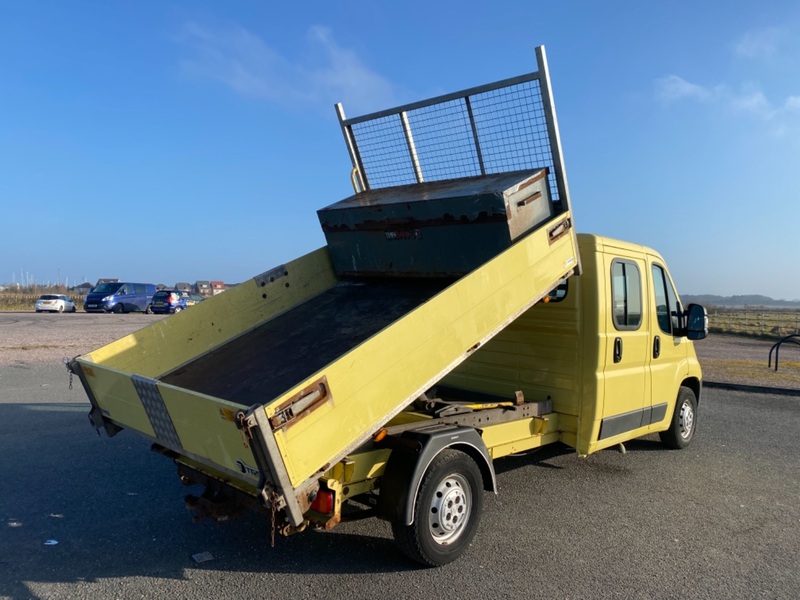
685, 303, 708, 340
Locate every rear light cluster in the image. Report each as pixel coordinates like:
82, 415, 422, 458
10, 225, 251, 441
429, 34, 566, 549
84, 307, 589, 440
310, 490, 334, 514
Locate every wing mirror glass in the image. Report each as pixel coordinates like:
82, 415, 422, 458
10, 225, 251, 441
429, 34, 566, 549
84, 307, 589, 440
685, 303, 708, 340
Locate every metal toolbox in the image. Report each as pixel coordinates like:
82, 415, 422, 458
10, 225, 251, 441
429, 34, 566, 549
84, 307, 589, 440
318, 168, 553, 277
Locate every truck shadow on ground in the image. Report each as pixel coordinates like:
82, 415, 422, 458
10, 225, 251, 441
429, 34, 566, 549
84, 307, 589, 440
0, 403, 430, 598
491, 435, 668, 478
0, 403, 683, 598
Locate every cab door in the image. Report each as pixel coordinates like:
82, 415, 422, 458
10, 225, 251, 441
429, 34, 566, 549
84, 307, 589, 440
646, 259, 690, 426
598, 253, 651, 441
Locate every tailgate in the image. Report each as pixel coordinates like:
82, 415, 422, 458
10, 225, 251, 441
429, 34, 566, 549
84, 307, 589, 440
73, 360, 261, 493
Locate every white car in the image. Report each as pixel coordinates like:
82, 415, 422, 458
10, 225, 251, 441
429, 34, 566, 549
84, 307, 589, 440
35, 294, 77, 313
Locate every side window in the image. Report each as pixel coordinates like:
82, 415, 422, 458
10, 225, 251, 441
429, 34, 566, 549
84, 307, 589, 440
652, 264, 680, 334
134, 284, 145, 294
611, 259, 642, 330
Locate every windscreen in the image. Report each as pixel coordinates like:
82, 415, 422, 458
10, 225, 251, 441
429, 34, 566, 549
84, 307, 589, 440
92, 283, 123, 294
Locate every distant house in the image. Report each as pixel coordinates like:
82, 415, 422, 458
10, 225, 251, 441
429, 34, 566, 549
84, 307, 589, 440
175, 282, 192, 292
195, 280, 212, 297
73, 282, 94, 295
96, 278, 119, 286
210, 281, 226, 295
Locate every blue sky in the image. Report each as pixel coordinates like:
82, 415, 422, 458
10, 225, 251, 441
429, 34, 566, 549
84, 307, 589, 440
2, 1, 799, 298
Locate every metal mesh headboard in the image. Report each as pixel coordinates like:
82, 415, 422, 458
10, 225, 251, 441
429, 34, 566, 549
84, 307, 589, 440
336, 46, 571, 210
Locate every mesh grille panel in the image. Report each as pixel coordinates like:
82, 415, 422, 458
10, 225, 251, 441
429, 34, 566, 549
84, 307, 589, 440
344, 76, 560, 202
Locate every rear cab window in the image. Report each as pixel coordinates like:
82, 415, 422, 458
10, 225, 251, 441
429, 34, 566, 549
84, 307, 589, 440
611, 259, 642, 330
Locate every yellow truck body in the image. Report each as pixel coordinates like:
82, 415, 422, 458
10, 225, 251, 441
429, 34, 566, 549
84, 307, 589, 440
70, 47, 707, 567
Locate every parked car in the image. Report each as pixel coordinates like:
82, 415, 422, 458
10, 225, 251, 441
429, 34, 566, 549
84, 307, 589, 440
84, 282, 156, 313
150, 290, 205, 314
35, 294, 77, 313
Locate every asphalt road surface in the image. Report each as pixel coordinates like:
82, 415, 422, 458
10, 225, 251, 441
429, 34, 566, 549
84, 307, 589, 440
1, 313, 799, 599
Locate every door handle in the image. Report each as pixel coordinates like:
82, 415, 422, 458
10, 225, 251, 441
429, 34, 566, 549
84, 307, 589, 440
613, 337, 623, 363
653, 335, 661, 359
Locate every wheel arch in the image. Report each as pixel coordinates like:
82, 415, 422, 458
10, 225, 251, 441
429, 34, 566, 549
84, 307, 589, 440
376, 426, 496, 527
682, 376, 702, 404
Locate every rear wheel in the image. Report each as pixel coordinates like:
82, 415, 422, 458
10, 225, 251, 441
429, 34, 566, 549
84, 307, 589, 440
391, 449, 483, 567
58, 305, 64, 313
144, 304, 152, 314
174, 306, 183, 313
660, 386, 697, 449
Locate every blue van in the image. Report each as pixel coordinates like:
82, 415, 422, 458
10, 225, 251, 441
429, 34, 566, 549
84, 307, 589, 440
84, 282, 156, 314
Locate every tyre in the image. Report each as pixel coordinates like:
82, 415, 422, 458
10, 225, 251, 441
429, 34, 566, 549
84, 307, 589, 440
391, 449, 483, 567
144, 305, 152, 314
58, 305, 64, 313
113, 304, 125, 314
174, 306, 182, 313
660, 386, 698, 449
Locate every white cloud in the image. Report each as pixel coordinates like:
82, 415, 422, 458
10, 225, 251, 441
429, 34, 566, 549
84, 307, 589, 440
785, 96, 800, 112
657, 76, 797, 123
735, 27, 786, 59
656, 27, 800, 135
176, 22, 397, 115
655, 75, 713, 103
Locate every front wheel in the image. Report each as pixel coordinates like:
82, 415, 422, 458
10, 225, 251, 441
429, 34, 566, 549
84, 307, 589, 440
391, 449, 483, 567
660, 386, 698, 449
113, 304, 125, 314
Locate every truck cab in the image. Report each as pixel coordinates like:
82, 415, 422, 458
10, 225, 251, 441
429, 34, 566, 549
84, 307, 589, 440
443, 233, 705, 456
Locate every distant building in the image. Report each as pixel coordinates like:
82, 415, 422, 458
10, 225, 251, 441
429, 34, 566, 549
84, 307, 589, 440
96, 278, 119, 286
73, 282, 94, 295
175, 282, 192, 292
195, 280, 212, 297
210, 281, 226, 295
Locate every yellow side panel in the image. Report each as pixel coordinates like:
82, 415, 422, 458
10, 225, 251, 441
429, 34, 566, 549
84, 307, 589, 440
159, 384, 260, 484
78, 220, 578, 492
80, 364, 260, 487
83, 365, 156, 437
82, 248, 338, 378
270, 223, 579, 486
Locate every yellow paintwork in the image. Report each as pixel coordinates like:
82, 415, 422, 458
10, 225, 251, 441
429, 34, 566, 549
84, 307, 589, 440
268, 221, 578, 485
81, 247, 338, 377
76, 247, 340, 482
481, 413, 561, 458
77, 223, 700, 510
77, 219, 578, 492
444, 233, 703, 456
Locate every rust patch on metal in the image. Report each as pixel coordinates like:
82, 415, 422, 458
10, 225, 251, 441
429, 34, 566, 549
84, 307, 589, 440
319, 210, 507, 233
218, 407, 237, 422
270, 376, 332, 430
516, 190, 542, 207
515, 168, 548, 190
547, 217, 572, 245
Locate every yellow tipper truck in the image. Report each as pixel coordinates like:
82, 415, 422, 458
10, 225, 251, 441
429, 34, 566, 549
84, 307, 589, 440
69, 47, 708, 566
